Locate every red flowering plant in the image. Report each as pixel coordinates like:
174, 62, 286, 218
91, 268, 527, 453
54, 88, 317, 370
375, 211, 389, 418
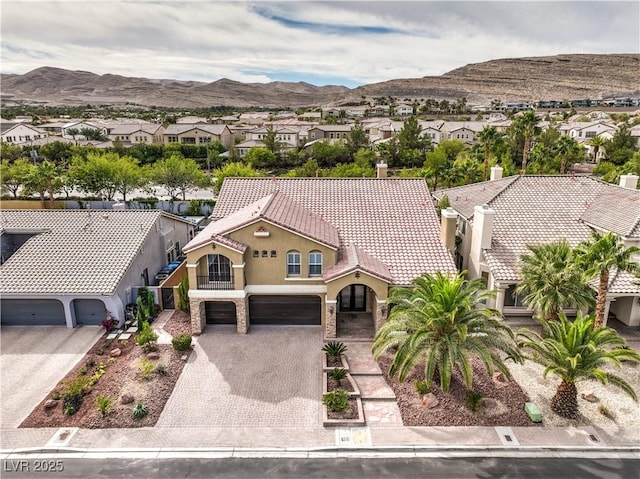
101, 310, 118, 332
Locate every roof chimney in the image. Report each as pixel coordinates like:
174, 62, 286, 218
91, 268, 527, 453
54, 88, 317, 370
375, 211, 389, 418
619, 174, 639, 190
440, 207, 457, 255
490, 166, 503, 181
376, 161, 388, 179
469, 204, 496, 280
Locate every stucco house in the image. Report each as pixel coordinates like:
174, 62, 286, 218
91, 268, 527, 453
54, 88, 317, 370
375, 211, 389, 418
183, 173, 456, 338
0, 122, 46, 144
109, 123, 165, 145
433, 169, 640, 328
0, 209, 196, 328
164, 124, 232, 150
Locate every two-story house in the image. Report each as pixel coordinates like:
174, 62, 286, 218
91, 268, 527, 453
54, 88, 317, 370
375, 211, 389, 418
109, 123, 165, 145
164, 124, 232, 150
183, 173, 456, 339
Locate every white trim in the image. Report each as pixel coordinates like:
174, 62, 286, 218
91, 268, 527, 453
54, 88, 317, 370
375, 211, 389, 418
284, 277, 323, 282
326, 299, 337, 304
186, 264, 198, 269
232, 263, 246, 269
325, 268, 391, 285
376, 299, 387, 304
244, 284, 327, 294
189, 290, 246, 299
225, 218, 339, 251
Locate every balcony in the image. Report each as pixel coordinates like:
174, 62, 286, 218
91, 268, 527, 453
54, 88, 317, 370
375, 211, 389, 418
197, 276, 234, 290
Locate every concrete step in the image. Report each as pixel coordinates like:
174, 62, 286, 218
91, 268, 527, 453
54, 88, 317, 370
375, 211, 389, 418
352, 375, 396, 400
362, 399, 404, 427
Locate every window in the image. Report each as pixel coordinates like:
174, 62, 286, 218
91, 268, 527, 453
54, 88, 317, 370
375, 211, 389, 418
504, 284, 526, 307
287, 251, 301, 276
262, 250, 268, 257
309, 251, 322, 276
208, 254, 231, 282
253, 250, 260, 258
270, 250, 277, 257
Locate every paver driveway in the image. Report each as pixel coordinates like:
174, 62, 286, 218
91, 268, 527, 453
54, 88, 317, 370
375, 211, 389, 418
157, 326, 322, 428
0, 326, 102, 428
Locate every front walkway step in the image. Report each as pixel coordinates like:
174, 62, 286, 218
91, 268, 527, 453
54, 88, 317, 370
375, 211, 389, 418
342, 342, 381, 375
362, 399, 404, 426
352, 375, 396, 400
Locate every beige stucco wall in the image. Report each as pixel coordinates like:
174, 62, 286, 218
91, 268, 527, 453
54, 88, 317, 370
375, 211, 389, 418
186, 243, 245, 290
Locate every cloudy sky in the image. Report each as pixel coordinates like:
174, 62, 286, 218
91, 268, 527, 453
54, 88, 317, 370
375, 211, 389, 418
1, 1, 638, 87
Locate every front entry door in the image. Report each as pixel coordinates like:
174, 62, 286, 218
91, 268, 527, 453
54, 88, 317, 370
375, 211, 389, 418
340, 285, 366, 312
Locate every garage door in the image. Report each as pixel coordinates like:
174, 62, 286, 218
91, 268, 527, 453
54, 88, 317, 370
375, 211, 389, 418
205, 301, 237, 324
1, 299, 66, 326
249, 295, 321, 325
73, 299, 105, 326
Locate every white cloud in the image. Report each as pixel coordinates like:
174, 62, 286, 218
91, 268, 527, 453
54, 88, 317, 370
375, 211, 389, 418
1, 1, 638, 86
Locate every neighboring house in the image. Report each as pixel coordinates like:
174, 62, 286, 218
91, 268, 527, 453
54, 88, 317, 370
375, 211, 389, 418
433, 169, 640, 328
0, 122, 46, 144
395, 104, 414, 116
163, 124, 232, 149
0, 209, 196, 328
248, 126, 299, 149
182, 175, 456, 338
566, 121, 617, 141
307, 125, 353, 142
61, 121, 108, 140
109, 123, 165, 145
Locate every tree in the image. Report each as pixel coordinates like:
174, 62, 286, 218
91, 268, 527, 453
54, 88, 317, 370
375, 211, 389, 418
397, 116, 431, 167
588, 135, 607, 163
311, 140, 349, 167
114, 155, 146, 201
24, 160, 62, 208
69, 152, 121, 200
372, 272, 522, 392
262, 125, 282, 157
554, 135, 581, 174
511, 111, 539, 175
345, 121, 369, 158
212, 162, 259, 192
476, 126, 503, 180
518, 312, 639, 419
515, 241, 594, 322
151, 155, 210, 200
244, 147, 277, 169
0, 158, 33, 198
604, 124, 636, 165
574, 231, 640, 328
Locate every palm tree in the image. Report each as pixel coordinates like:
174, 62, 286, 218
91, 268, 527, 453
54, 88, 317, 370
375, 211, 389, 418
516, 241, 594, 322
588, 135, 607, 162
476, 126, 502, 180
372, 272, 522, 392
512, 111, 539, 175
518, 312, 640, 419
555, 135, 580, 174
574, 231, 640, 328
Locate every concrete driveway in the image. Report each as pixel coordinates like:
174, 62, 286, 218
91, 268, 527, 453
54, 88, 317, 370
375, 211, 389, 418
0, 326, 102, 428
157, 326, 323, 428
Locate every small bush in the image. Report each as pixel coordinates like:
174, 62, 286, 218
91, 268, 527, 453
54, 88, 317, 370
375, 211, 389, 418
132, 402, 149, 420
85, 358, 96, 368
61, 376, 90, 415
323, 388, 350, 413
79, 367, 88, 376
155, 364, 167, 376
415, 380, 432, 395
95, 394, 113, 417
322, 341, 347, 357
51, 391, 61, 400
136, 321, 158, 352
140, 358, 155, 380
598, 404, 616, 420
172, 334, 192, 352
328, 368, 347, 381
466, 390, 484, 412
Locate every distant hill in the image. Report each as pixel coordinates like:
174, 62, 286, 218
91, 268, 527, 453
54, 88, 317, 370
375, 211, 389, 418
1, 54, 638, 109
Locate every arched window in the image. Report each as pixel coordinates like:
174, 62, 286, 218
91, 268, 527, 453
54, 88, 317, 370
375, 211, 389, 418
287, 251, 301, 276
308, 251, 323, 276
208, 254, 231, 282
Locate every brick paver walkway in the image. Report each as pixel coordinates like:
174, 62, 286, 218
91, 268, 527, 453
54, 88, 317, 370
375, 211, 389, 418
157, 326, 323, 428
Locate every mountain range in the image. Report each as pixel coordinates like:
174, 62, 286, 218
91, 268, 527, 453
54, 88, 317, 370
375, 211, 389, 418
1, 54, 638, 109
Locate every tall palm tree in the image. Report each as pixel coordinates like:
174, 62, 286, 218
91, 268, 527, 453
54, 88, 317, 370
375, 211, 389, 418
512, 111, 539, 175
516, 241, 594, 322
518, 312, 639, 419
588, 135, 607, 162
476, 126, 502, 180
372, 272, 522, 392
555, 135, 580, 174
574, 231, 640, 328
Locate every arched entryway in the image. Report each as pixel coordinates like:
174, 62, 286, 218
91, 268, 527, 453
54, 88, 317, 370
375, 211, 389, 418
336, 284, 375, 338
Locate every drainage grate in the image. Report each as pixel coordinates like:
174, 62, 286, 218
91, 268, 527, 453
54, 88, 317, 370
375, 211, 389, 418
495, 427, 520, 446
589, 434, 599, 443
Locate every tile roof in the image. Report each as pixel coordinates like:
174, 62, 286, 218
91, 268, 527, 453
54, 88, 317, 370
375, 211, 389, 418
212, 178, 456, 284
324, 243, 393, 282
184, 191, 340, 253
163, 124, 228, 135
580, 184, 640, 237
0, 210, 170, 295
433, 177, 519, 219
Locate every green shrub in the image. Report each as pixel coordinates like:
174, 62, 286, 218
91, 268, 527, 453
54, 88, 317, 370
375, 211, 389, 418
95, 394, 113, 417
177, 276, 190, 314
415, 380, 432, 395
171, 334, 192, 351
131, 402, 149, 420
323, 388, 350, 413
61, 376, 90, 415
139, 358, 154, 380
322, 341, 347, 357
136, 321, 158, 352
328, 367, 347, 381
598, 404, 616, 420
155, 364, 167, 376
85, 358, 96, 368
466, 390, 484, 412
51, 391, 61, 400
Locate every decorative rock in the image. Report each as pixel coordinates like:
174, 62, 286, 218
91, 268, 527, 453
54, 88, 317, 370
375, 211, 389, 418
493, 372, 507, 383
121, 394, 134, 405
146, 352, 160, 360
110, 348, 122, 357
181, 355, 188, 362
421, 393, 439, 409
44, 399, 58, 409
581, 393, 599, 403
482, 398, 498, 409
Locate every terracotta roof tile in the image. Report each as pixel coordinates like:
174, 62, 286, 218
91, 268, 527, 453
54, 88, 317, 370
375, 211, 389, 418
324, 243, 393, 282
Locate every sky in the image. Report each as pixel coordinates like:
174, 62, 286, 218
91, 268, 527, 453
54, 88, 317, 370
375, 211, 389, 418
1, 1, 638, 88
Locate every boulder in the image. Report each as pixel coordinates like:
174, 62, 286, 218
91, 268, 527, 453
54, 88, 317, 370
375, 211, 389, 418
146, 352, 160, 360
482, 398, 498, 409
581, 392, 599, 403
181, 355, 188, 362
421, 393, 439, 409
110, 348, 122, 357
493, 372, 507, 383
44, 399, 58, 410
121, 394, 134, 405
